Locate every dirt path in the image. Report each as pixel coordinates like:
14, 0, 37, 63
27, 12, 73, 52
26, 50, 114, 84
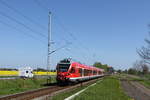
121, 80, 150, 100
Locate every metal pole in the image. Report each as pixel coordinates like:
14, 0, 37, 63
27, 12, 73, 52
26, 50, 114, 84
47, 11, 51, 84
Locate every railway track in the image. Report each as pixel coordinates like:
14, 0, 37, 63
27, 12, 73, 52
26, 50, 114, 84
0, 78, 102, 100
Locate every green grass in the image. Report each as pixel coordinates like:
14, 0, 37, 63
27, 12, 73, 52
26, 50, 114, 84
139, 80, 150, 89
119, 74, 150, 89
144, 74, 150, 79
0, 77, 56, 96
52, 86, 87, 100
52, 76, 131, 100
129, 76, 150, 89
129, 75, 150, 89
0, 76, 18, 78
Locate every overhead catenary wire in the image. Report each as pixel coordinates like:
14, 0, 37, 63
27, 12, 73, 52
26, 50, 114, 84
0, 11, 47, 38
54, 21, 93, 63
0, 16, 69, 48
0, 19, 46, 44
34, 0, 74, 47
52, 17, 92, 63
48, 10, 94, 63
0, 1, 73, 56
49, 43, 72, 55
0, 0, 47, 30
55, 20, 95, 62
33, 0, 93, 63
0, 1, 75, 70
53, 23, 90, 63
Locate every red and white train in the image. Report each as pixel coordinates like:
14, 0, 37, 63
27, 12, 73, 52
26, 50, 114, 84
56, 59, 104, 83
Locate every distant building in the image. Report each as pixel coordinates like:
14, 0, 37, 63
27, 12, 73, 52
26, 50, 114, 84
19, 67, 33, 78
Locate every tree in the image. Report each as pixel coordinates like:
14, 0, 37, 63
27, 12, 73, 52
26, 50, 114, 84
132, 60, 144, 75
123, 69, 128, 74
128, 68, 137, 74
93, 62, 102, 68
93, 62, 108, 72
132, 60, 149, 75
34, 68, 46, 71
141, 64, 149, 75
137, 32, 150, 74
137, 33, 150, 65
117, 69, 122, 73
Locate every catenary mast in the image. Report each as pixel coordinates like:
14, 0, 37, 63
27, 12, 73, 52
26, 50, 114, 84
47, 11, 51, 83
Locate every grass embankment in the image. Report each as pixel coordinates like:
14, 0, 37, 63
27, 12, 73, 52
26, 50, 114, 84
117, 74, 150, 89
52, 76, 131, 100
139, 74, 150, 88
129, 76, 150, 89
0, 77, 56, 96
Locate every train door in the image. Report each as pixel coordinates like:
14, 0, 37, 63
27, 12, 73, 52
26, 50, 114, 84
82, 68, 84, 77
70, 67, 75, 73
79, 68, 82, 77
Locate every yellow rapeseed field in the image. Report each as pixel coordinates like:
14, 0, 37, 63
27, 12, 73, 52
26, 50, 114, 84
0, 71, 18, 76
0, 70, 56, 76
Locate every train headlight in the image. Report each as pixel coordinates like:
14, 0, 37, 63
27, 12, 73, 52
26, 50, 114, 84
66, 73, 70, 76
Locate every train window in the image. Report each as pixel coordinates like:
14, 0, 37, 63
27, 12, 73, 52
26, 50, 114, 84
88, 70, 91, 75
98, 71, 101, 75
93, 70, 97, 75
84, 69, 88, 76
70, 67, 75, 73
87, 70, 89, 75
79, 68, 82, 76
57, 63, 70, 72
90, 70, 92, 74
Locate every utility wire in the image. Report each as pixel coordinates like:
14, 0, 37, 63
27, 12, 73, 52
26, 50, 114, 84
0, 0, 47, 30
53, 20, 91, 63
0, 19, 46, 44
33, 0, 91, 63
49, 43, 72, 55
0, 11, 47, 38
49, 11, 93, 63
55, 20, 93, 59
54, 23, 91, 63
33, 0, 71, 46
54, 19, 95, 63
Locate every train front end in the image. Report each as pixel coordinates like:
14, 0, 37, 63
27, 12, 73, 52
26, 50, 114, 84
56, 59, 71, 84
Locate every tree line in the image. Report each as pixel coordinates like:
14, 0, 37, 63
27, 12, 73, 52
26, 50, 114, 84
93, 62, 114, 74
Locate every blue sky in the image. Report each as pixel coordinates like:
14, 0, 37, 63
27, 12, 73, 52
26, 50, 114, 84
0, 0, 149, 70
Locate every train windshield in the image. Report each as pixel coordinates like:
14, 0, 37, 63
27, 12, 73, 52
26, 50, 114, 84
57, 64, 70, 72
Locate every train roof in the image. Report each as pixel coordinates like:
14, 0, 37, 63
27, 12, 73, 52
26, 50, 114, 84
57, 59, 104, 72
72, 62, 104, 71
